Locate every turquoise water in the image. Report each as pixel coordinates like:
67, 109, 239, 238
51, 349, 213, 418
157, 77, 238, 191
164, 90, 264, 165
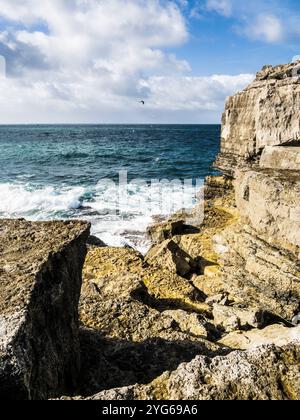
0, 124, 220, 250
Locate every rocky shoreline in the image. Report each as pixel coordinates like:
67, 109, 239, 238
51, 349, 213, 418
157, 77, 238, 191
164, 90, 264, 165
0, 61, 300, 400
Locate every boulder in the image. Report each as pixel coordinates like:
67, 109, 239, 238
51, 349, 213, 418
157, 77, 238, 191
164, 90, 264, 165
145, 239, 197, 278
79, 246, 222, 396
147, 220, 186, 244
84, 343, 300, 400
162, 310, 216, 339
212, 304, 270, 333
0, 219, 90, 400
219, 324, 300, 350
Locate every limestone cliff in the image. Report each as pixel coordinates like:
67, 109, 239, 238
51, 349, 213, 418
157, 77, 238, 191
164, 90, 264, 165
212, 61, 300, 321
215, 61, 300, 176
2, 62, 300, 402
0, 219, 90, 400
75, 62, 300, 400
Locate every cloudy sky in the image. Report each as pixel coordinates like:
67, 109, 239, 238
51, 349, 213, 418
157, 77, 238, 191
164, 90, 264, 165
0, 0, 299, 124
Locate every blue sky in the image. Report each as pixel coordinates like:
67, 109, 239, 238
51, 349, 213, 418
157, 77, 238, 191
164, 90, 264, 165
177, 0, 300, 75
0, 0, 299, 124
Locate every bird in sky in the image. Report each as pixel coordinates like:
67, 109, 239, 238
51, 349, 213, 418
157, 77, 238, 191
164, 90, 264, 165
139, 100, 145, 105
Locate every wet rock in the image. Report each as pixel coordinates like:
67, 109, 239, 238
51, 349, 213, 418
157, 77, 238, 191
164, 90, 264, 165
0, 219, 90, 400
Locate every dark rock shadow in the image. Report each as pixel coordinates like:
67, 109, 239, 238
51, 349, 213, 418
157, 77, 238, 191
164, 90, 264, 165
76, 328, 228, 398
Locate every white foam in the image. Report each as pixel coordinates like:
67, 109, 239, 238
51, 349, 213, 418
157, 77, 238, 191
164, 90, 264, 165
0, 183, 84, 218
0, 179, 203, 254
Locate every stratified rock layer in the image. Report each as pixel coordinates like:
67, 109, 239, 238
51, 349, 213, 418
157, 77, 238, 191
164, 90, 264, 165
214, 169, 300, 320
212, 62, 300, 321
0, 219, 90, 400
215, 61, 300, 175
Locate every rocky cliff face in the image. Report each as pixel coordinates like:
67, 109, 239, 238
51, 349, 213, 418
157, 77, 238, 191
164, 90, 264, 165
212, 62, 300, 322
2, 62, 300, 401
74, 62, 300, 400
215, 61, 300, 176
0, 219, 90, 400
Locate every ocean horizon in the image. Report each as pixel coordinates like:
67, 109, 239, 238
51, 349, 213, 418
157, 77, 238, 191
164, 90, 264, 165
0, 124, 220, 252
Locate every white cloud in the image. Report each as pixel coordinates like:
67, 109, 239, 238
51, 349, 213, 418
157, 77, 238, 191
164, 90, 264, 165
243, 14, 284, 43
201, 0, 299, 44
139, 74, 254, 111
0, 0, 254, 123
206, 0, 232, 17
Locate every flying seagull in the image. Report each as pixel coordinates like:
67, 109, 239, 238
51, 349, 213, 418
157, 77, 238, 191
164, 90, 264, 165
140, 100, 145, 105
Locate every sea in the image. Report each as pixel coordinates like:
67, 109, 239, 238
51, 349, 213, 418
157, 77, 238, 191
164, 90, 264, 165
0, 125, 220, 252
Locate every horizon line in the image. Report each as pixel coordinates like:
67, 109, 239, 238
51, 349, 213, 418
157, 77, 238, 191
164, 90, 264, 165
0, 123, 222, 126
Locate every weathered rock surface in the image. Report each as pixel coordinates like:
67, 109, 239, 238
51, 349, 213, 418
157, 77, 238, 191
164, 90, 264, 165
0, 219, 90, 400
260, 146, 300, 171
215, 223, 300, 320
235, 168, 300, 253
212, 304, 270, 333
83, 343, 300, 400
78, 246, 224, 396
215, 169, 300, 319
145, 239, 197, 278
215, 61, 300, 176
219, 325, 300, 350
147, 220, 186, 245
27, 60, 300, 401
76, 62, 300, 401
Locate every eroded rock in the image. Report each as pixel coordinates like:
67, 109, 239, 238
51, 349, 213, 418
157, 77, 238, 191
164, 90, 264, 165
219, 324, 300, 350
84, 343, 300, 400
78, 246, 223, 396
0, 219, 90, 400
145, 239, 197, 278
147, 220, 186, 245
215, 61, 300, 176
260, 146, 300, 171
212, 304, 269, 333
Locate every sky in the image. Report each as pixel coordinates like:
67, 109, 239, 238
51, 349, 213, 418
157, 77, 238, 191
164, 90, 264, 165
0, 0, 299, 124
